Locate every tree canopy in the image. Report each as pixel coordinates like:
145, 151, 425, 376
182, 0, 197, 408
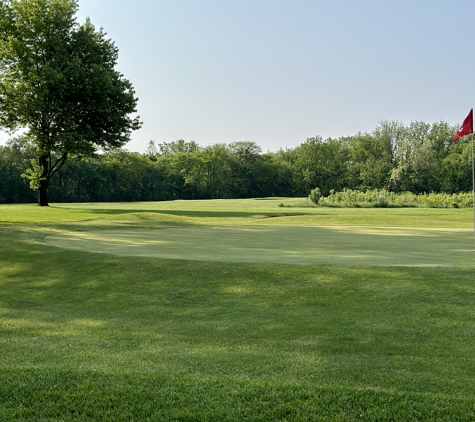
1, 118, 471, 204
0, 0, 141, 205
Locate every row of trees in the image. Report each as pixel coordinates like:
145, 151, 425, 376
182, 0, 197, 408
1, 120, 473, 204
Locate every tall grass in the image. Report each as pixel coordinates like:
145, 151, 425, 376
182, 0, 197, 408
315, 189, 474, 208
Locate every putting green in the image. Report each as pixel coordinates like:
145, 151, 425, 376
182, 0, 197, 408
45, 226, 475, 266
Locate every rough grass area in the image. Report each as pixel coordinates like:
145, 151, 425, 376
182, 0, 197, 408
1, 198, 475, 421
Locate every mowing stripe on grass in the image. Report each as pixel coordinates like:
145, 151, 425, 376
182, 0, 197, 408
45, 226, 475, 266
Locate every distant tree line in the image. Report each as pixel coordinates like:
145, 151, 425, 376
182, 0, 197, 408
0, 120, 473, 204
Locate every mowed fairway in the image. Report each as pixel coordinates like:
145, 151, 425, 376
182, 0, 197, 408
1, 199, 475, 421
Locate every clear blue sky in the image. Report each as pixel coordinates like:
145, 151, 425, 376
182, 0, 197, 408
2, 0, 474, 152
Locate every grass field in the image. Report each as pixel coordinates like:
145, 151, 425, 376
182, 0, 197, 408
1, 198, 475, 421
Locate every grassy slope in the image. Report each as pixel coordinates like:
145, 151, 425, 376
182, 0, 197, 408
1, 199, 475, 421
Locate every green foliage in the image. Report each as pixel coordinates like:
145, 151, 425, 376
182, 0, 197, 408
0, 141, 33, 202
0, 0, 141, 205
318, 188, 473, 208
348, 131, 393, 190
157, 139, 201, 155
390, 121, 457, 193
1, 115, 474, 204
21, 159, 44, 190
308, 187, 321, 204
293, 136, 348, 196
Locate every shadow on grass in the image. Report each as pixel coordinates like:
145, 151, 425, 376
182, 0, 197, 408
3, 228, 475, 418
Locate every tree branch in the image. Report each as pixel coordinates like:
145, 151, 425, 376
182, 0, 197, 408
48, 152, 68, 180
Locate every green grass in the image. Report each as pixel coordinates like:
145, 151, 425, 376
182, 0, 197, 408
45, 226, 475, 266
1, 198, 475, 420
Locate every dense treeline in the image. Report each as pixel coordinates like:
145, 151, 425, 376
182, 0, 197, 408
0, 120, 473, 204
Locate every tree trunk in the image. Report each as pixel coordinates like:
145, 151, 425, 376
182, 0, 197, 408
38, 179, 49, 206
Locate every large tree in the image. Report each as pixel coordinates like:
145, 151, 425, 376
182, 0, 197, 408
293, 136, 348, 196
0, 0, 141, 205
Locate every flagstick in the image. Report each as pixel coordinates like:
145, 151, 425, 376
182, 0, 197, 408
472, 132, 475, 243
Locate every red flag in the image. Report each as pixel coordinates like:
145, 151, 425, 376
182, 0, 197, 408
454, 109, 473, 142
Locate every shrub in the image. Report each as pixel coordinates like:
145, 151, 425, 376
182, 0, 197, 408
315, 189, 473, 208
308, 187, 322, 205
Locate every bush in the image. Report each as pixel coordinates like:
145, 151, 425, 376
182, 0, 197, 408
316, 189, 473, 208
308, 187, 322, 205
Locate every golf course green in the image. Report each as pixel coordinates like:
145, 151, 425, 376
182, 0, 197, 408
1, 198, 475, 421
46, 226, 475, 266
